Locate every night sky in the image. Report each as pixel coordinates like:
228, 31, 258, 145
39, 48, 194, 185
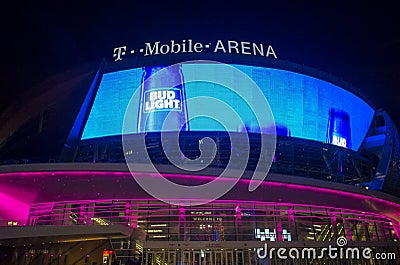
1, 2, 400, 128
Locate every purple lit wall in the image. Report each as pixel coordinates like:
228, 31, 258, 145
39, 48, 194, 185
1, 170, 400, 226
0, 183, 39, 226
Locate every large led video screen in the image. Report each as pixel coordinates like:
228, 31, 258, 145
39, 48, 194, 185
81, 64, 374, 151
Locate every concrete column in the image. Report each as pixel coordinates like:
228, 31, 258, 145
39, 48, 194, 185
179, 207, 185, 241
331, 213, 338, 240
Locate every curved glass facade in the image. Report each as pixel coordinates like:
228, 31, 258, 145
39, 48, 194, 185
81, 64, 374, 151
29, 199, 398, 244
73, 133, 379, 186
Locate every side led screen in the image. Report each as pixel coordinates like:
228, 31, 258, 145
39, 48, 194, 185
81, 64, 374, 151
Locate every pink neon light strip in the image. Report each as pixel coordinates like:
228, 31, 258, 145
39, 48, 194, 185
2, 170, 400, 222
0, 169, 395, 203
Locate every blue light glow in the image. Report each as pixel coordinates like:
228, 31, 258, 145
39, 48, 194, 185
81, 64, 374, 151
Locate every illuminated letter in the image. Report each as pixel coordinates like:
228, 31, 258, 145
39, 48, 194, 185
145, 101, 153, 111
187, 39, 193, 52
164, 99, 174, 109
253, 43, 264, 56
256, 243, 268, 259
345, 248, 360, 259
155, 100, 163, 109
288, 248, 299, 259
328, 245, 338, 259
173, 100, 180, 109
301, 248, 316, 259
277, 248, 287, 259
269, 248, 276, 259
160, 44, 170, 54
182, 40, 187, 53
214, 40, 227, 53
194, 42, 203, 52
228, 40, 239, 54
241, 42, 251, 55
113, 46, 126, 61
157, 91, 167, 100
266, 45, 277, 58
317, 248, 327, 259
362, 248, 372, 259
144, 41, 160, 56
150, 91, 157, 101
171, 40, 181, 53
167, 91, 175, 99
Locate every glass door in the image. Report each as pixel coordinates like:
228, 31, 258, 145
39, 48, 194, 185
225, 250, 234, 265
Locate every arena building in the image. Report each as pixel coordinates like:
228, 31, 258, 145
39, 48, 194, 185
0, 51, 399, 265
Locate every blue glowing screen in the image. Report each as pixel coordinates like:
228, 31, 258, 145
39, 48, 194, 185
81, 64, 374, 151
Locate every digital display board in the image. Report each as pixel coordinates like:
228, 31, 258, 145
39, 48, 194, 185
81, 64, 374, 151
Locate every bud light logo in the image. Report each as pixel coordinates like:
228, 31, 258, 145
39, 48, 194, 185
326, 108, 351, 149
123, 60, 277, 206
144, 89, 182, 112
332, 134, 347, 148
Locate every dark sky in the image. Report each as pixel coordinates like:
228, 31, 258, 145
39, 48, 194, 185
1, 2, 400, 128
